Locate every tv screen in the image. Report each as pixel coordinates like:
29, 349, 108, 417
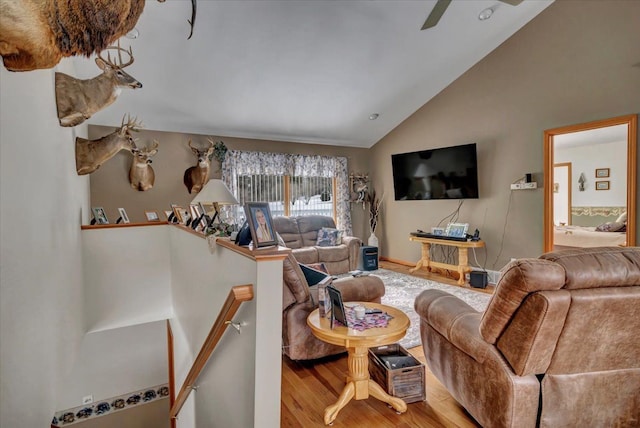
392, 143, 479, 201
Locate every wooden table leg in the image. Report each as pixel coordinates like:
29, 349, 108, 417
324, 346, 407, 425
409, 242, 431, 273
457, 247, 469, 285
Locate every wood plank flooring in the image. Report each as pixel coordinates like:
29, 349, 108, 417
281, 260, 490, 427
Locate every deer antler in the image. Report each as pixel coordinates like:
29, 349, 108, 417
151, 140, 160, 150
188, 139, 195, 149
206, 138, 215, 148
120, 114, 143, 133
99, 40, 134, 69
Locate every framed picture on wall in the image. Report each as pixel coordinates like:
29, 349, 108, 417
244, 202, 277, 247
595, 168, 610, 178
595, 181, 610, 190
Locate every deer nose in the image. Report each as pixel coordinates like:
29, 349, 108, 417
147, 159, 153, 164
131, 82, 142, 89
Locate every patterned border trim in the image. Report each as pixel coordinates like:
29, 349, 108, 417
571, 206, 625, 217
51, 383, 169, 426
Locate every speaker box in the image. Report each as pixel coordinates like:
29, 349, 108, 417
470, 271, 488, 289
358, 246, 379, 271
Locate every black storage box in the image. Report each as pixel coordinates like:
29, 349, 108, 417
358, 246, 378, 271
470, 271, 488, 288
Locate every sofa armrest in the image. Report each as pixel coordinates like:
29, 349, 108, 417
332, 275, 385, 303
341, 236, 362, 271
415, 289, 489, 363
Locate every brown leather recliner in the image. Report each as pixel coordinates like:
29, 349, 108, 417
415, 246, 640, 427
282, 253, 385, 360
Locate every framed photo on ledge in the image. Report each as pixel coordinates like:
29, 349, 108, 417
445, 222, 469, 238
244, 202, 277, 248
91, 207, 109, 225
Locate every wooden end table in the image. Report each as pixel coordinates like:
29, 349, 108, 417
307, 302, 410, 425
408, 235, 485, 285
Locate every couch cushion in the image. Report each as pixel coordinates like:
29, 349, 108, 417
273, 216, 304, 248
297, 216, 337, 247
292, 247, 319, 265
316, 244, 349, 263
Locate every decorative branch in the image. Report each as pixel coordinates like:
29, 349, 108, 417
368, 189, 384, 233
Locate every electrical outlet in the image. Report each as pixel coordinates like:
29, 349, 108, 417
82, 394, 93, 405
510, 183, 522, 190
522, 182, 538, 189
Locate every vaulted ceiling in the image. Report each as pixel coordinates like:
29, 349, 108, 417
72, 0, 554, 148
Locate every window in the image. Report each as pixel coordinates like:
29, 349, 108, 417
234, 174, 336, 221
222, 149, 353, 235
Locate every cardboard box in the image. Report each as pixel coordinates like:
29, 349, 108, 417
368, 344, 426, 403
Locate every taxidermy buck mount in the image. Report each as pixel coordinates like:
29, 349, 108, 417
184, 139, 214, 194
55, 44, 141, 127
75, 115, 142, 175
129, 140, 159, 191
0, 0, 197, 72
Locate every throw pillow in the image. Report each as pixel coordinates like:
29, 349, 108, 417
315, 227, 343, 247
616, 212, 627, 224
595, 221, 626, 232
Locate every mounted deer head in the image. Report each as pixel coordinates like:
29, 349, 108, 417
55, 43, 142, 127
129, 140, 159, 191
0, 0, 196, 72
183, 139, 214, 194
75, 115, 142, 175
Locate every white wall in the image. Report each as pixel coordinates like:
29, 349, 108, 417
57, 320, 169, 410
555, 140, 627, 206
0, 62, 89, 426
82, 226, 173, 332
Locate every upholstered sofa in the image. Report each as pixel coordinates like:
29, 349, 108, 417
273, 215, 361, 275
282, 253, 385, 360
415, 246, 640, 427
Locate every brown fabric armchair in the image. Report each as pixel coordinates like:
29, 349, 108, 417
415, 246, 640, 427
282, 253, 385, 360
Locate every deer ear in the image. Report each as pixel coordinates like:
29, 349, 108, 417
95, 58, 108, 70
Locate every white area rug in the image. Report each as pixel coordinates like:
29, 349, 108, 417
370, 269, 492, 349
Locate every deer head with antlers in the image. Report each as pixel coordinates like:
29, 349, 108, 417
55, 43, 141, 127
75, 114, 142, 175
129, 140, 159, 191
183, 139, 214, 194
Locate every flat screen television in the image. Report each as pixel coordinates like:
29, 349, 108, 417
392, 143, 479, 200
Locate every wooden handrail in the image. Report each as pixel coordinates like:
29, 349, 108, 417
169, 284, 254, 420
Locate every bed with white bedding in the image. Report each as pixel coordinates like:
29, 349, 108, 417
554, 225, 627, 248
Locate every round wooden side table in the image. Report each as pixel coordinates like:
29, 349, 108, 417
307, 302, 410, 425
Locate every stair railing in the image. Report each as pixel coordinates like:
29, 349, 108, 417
169, 284, 254, 420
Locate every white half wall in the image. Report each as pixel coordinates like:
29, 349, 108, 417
82, 225, 174, 332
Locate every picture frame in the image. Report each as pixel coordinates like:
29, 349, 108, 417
189, 203, 207, 230
326, 284, 348, 329
117, 207, 130, 224
244, 202, 277, 247
595, 168, 610, 178
431, 227, 445, 236
171, 205, 189, 225
445, 222, 469, 238
595, 180, 610, 191
163, 210, 174, 221
91, 207, 109, 225
145, 210, 160, 222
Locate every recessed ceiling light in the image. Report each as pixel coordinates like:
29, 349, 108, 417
478, 7, 494, 21
369, 113, 379, 120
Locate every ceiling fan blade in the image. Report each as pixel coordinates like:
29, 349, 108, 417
498, 0, 524, 5
421, 0, 452, 30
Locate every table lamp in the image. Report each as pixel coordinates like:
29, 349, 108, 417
190, 179, 239, 229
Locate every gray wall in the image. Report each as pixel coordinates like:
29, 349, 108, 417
371, 0, 640, 269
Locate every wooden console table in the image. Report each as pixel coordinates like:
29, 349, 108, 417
408, 236, 485, 285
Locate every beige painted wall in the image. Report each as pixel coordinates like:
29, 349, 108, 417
370, 0, 640, 269
88, 128, 372, 238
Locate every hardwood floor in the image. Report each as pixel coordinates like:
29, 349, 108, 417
281, 260, 491, 427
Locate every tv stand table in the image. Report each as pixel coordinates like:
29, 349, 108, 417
409, 235, 485, 285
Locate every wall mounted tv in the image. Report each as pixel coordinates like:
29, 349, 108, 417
392, 143, 479, 201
